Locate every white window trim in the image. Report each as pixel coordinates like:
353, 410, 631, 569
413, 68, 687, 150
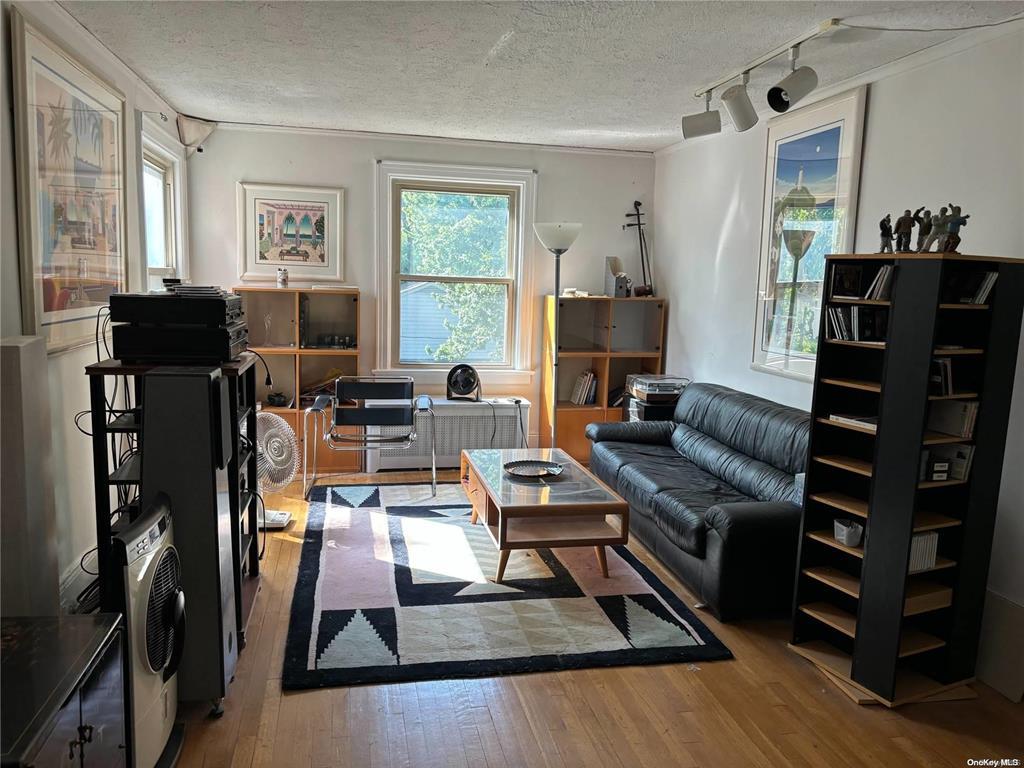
374, 160, 536, 386
141, 114, 189, 283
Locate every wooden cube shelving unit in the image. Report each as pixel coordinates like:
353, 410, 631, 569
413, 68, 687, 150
234, 285, 362, 473
539, 295, 667, 462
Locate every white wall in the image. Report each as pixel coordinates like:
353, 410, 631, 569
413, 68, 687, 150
0, 0, 182, 590
654, 28, 1024, 698
188, 126, 655, 437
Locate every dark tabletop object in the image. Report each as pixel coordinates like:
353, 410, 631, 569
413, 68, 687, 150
1, 614, 121, 764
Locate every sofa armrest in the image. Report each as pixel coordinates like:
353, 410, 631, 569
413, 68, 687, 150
585, 420, 674, 445
702, 501, 802, 621
704, 501, 801, 541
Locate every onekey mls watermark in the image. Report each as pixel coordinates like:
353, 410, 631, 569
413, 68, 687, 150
966, 760, 1021, 766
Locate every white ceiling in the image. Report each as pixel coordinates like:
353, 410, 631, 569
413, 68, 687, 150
61, 1, 1024, 151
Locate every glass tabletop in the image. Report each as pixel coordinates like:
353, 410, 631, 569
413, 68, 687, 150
463, 448, 624, 508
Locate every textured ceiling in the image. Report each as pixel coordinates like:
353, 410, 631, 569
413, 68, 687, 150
61, 1, 1024, 151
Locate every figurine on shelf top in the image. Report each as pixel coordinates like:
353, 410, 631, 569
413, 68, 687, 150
893, 209, 917, 252
918, 206, 950, 253
878, 214, 894, 254
943, 204, 970, 253
913, 206, 931, 252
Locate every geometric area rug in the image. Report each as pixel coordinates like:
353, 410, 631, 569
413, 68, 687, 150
282, 483, 732, 689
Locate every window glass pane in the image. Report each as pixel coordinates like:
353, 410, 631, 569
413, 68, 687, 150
143, 161, 168, 268
399, 189, 510, 277
399, 281, 508, 363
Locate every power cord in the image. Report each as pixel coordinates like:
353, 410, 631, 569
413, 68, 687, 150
512, 398, 528, 448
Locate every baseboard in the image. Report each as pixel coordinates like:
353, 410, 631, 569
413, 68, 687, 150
977, 589, 1024, 702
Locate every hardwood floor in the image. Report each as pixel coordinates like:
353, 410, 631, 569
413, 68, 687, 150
177, 471, 1023, 768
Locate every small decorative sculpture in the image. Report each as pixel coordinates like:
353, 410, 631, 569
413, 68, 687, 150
919, 206, 950, 252
893, 209, 916, 252
943, 204, 970, 253
913, 206, 931, 252
878, 214, 894, 254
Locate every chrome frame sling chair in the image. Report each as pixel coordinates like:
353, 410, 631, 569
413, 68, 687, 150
302, 375, 436, 498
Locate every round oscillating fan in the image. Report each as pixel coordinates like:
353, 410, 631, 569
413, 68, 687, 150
256, 411, 299, 529
447, 364, 481, 401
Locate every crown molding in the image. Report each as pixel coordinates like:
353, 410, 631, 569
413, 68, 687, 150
214, 121, 654, 159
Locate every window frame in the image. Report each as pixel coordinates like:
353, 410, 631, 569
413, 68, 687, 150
140, 114, 189, 288
391, 180, 519, 368
375, 161, 537, 385
142, 151, 175, 276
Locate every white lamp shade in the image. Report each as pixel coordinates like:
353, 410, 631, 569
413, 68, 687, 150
534, 222, 582, 253
721, 83, 759, 132
767, 66, 819, 113
680, 108, 721, 139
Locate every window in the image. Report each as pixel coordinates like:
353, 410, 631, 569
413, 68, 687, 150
376, 161, 536, 380
140, 117, 188, 291
395, 184, 516, 365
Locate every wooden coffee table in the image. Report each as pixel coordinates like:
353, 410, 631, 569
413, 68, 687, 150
460, 448, 629, 583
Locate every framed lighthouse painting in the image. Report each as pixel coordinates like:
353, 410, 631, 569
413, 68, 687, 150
752, 86, 865, 381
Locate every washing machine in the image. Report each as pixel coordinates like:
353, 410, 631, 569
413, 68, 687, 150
112, 499, 185, 768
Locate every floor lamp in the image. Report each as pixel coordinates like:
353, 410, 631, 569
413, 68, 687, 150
533, 222, 583, 450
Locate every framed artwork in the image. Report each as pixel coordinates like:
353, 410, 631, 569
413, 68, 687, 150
237, 182, 344, 282
752, 86, 866, 381
12, 9, 128, 353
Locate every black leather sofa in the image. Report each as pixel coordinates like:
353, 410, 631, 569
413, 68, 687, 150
586, 383, 810, 621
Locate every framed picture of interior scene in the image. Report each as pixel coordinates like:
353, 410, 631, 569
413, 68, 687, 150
237, 182, 344, 282
752, 86, 865, 381
11, 9, 127, 353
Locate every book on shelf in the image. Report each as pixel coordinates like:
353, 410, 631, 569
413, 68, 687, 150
946, 270, 998, 304
831, 264, 863, 299
929, 357, 954, 396
569, 369, 598, 405
826, 305, 888, 343
863, 264, 894, 300
920, 444, 975, 482
908, 531, 939, 573
828, 414, 879, 433
927, 400, 979, 439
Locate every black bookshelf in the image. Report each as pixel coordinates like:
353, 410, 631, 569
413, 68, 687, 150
84, 355, 261, 644
789, 254, 1023, 707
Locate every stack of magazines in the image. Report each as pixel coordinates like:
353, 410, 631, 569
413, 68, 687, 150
569, 369, 598, 405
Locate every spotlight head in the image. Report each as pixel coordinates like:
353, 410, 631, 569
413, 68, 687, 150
767, 66, 818, 113
681, 91, 722, 140
721, 82, 759, 132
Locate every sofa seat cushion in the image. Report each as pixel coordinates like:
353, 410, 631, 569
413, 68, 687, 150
615, 455, 744, 521
652, 480, 752, 558
589, 440, 681, 489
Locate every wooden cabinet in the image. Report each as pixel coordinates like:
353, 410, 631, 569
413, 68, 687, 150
539, 296, 666, 463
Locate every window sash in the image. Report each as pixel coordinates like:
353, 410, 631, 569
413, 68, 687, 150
143, 152, 176, 272
391, 180, 520, 368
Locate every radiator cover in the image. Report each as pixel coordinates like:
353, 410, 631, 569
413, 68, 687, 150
365, 397, 530, 470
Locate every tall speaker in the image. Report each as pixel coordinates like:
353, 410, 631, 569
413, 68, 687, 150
141, 366, 237, 708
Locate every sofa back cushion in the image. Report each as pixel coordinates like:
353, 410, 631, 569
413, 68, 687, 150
672, 383, 810, 477
671, 425, 796, 503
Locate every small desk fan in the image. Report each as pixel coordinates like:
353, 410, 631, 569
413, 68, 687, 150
256, 411, 299, 529
447, 364, 481, 401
